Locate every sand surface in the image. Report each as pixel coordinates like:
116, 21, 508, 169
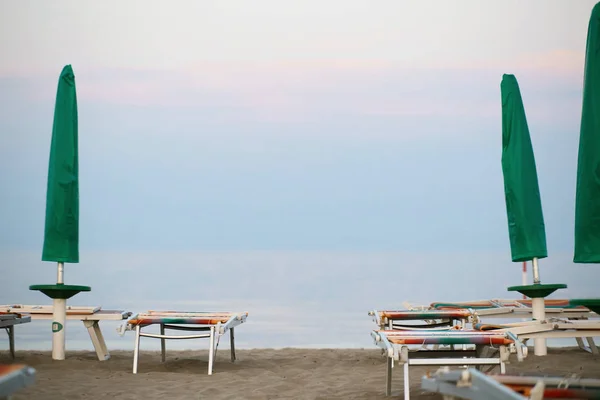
3, 347, 600, 399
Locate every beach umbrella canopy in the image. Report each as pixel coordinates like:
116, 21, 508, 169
30, 64, 89, 361
41, 64, 79, 263
500, 74, 547, 263
501, 74, 566, 357
575, 2, 600, 263
570, 1, 600, 318
500, 74, 567, 356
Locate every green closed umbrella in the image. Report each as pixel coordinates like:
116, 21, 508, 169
30, 65, 90, 360
571, 2, 600, 316
575, 2, 600, 264
500, 74, 548, 265
41, 64, 80, 263
501, 74, 566, 356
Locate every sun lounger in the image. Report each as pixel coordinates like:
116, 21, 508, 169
430, 299, 595, 320
371, 329, 526, 399
473, 318, 600, 355
0, 305, 132, 361
0, 364, 36, 399
121, 311, 248, 375
369, 299, 594, 331
0, 313, 31, 359
369, 309, 472, 330
421, 367, 600, 399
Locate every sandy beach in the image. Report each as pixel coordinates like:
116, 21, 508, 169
3, 347, 599, 399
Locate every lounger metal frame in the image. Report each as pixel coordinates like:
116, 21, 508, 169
124, 312, 248, 375
371, 329, 526, 399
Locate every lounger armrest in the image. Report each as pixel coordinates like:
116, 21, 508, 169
371, 331, 395, 360
117, 313, 140, 336
219, 313, 247, 334
368, 310, 383, 327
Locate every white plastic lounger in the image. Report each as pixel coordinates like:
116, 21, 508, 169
421, 367, 600, 400
474, 319, 600, 355
121, 311, 248, 375
369, 309, 472, 330
371, 329, 527, 399
0, 364, 36, 399
0, 313, 31, 359
430, 299, 595, 320
1, 305, 132, 361
368, 301, 592, 331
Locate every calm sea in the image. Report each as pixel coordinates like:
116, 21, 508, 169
2, 250, 597, 352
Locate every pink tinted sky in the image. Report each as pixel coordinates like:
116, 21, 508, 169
0, 0, 594, 123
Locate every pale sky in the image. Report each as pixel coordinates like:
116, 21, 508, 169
0, 0, 593, 69
0, 0, 597, 256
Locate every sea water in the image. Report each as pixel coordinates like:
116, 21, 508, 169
1, 250, 597, 352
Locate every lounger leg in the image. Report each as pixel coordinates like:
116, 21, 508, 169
576, 337, 586, 351
474, 345, 487, 371
8, 326, 15, 359
385, 357, 392, 396
208, 326, 215, 376
133, 325, 141, 374
230, 328, 236, 362
83, 321, 110, 361
587, 337, 599, 354
160, 324, 166, 363
403, 363, 410, 400
93, 323, 109, 360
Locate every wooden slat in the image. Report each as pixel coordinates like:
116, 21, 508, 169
0, 305, 100, 314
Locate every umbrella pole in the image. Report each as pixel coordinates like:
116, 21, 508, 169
57, 262, 64, 283
52, 262, 67, 360
531, 257, 540, 284
30, 263, 89, 360
521, 262, 527, 300
509, 263, 567, 355
531, 296, 547, 356
530, 257, 547, 356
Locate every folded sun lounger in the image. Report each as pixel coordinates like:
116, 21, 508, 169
0, 313, 31, 359
369, 309, 473, 330
369, 299, 592, 331
421, 367, 600, 400
371, 329, 526, 399
472, 318, 600, 355
1, 305, 132, 361
430, 299, 595, 320
121, 311, 248, 375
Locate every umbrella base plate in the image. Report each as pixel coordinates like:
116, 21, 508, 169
569, 298, 600, 315
507, 283, 567, 299
29, 284, 91, 299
